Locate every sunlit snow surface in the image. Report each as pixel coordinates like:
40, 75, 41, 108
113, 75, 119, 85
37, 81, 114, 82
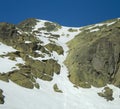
0, 57, 25, 73
0, 43, 25, 73
0, 42, 16, 55
0, 20, 120, 109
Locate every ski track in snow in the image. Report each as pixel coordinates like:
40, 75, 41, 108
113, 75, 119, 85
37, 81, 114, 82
0, 20, 120, 109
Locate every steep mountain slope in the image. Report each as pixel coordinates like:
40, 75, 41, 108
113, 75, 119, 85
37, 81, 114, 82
66, 18, 120, 88
0, 18, 120, 109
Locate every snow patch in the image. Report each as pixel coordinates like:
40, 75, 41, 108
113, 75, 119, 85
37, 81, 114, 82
88, 23, 105, 30
0, 57, 25, 73
90, 28, 100, 32
107, 21, 116, 26
0, 42, 16, 55
25, 41, 31, 44
33, 19, 50, 31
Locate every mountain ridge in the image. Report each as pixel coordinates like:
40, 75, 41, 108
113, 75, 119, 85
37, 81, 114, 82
0, 18, 120, 109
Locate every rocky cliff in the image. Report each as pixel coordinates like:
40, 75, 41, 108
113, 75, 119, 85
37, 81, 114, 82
66, 18, 120, 88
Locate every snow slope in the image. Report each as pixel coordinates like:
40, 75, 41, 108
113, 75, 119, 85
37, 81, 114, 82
0, 43, 25, 73
0, 20, 120, 109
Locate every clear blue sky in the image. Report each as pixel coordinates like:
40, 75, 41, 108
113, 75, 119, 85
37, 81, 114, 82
0, 0, 120, 27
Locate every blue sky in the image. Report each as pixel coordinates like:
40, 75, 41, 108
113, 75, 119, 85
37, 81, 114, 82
0, 0, 120, 27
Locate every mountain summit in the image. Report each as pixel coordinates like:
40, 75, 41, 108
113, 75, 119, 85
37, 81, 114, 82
0, 18, 120, 109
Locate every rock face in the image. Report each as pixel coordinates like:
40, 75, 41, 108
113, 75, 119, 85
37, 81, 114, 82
0, 19, 61, 89
17, 18, 38, 32
66, 18, 120, 88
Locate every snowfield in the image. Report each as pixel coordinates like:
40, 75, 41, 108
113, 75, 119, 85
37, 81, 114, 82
0, 20, 120, 109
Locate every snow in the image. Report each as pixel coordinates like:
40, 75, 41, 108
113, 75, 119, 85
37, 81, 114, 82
90, 28, 100, 32
107, 21, 116, 26
36, 34, 50, 45
33, 19, 51, 31
0, 57, 25, 73
17, 30, 23, 35
25, 41, 31, 43
0, 20, 120, 109
0, 42, 16, 55
87, 21, 116, 31
87, 23, 105, 30
0, 43, 25, 73
0, 80, 120, 109
95, 23, 105, 27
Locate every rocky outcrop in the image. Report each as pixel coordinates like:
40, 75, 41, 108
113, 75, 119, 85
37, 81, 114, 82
17, 18, 38, 32
0, 19, 61, 89
98, 87, 114, 101
0, 89, 4, 104
53, 84, 63, 93
66, 18, 120, 88
45, 43, 64, 55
